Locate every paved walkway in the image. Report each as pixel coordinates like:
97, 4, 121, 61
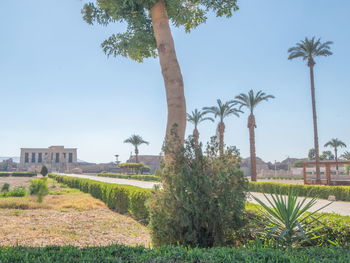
62, 174, 350, 217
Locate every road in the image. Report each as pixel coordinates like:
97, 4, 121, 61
62, 173, 350, 217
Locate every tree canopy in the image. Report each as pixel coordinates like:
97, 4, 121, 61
82, 0, 239, 62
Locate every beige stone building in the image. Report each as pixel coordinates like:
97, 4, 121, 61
19, 146, 77, 172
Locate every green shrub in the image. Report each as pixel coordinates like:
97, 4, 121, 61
48, 173, 151, 222
30, 178, 49, 202
0, 172, 12, 177
0, 245, 349, 263
1, 183, 10, 193
148, 136, 247, 247
249, 182, 350, 201
12, 172, 37, 177
97, 172, 160, 182
40, 165, 48, 177
0, 187, 27, 197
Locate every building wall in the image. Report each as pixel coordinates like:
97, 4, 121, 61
19, 146, 77, 172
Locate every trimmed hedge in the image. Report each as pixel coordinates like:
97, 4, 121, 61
98, 172, 160, 182
0, 172, 36, 177
249, 182, 350, 201
49, 174, 151, 223
0, 245, 349, 263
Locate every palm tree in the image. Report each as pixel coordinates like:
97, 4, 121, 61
187, 109, 214, 146
341, 151, 350, 160
203, 99, 242, 156
233, 90, 274, 182
124, 135, 149, 163
288, 37, 333, 184
324, 138, 347, 171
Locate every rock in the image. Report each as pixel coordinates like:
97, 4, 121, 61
328, 195, 336, 201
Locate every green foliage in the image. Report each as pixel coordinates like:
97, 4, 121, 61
248, 182, 350, 201
40, 166, 48, 177
233, 90, 275, 114
0, 245, 349, 263
258, 176, 303, 180
30, 178, 49, 203
48, 174, 151, 223
252, 191, 331, 248
0, 172, 12, 177
238, 203, 350, 247
148, 136, 247, 247
82, 0, 239, 62
292, 160, 303, 168
1, 183, 10, 193
98, 172, 160, 181
0, 187, 26, 197
12, 172, 37, 177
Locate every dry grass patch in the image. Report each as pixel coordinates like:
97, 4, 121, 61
0, 181, 151, 247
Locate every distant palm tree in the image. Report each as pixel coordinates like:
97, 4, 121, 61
203, 99, 242, 156
324, 138, 347, 171
341, 151, 350, 160
288, 37, 333, 184
187, 109, 214, 146
124, 135, 149, 163
233, 90, 274, 182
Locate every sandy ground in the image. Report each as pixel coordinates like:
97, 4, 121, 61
0, 176, 34, 189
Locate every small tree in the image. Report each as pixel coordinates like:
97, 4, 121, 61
40, 165, 48, 177
147, 134, 247, 247
30, 178, 49, 203
1, 183, 10, 193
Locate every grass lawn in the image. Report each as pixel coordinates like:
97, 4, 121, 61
0, 178, 150, 247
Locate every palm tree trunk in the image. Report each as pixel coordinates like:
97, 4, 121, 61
335, 147, 338, 171
151, 0, 186, 144
193, 128, 199, 147
309, 61, 321, 184
135, 147, 139, 163
218, 122, 225, 156
248, 114, 257, 181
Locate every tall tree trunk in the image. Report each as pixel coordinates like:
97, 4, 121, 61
248, 114, 257, 182
218, 122, 225, 156
335, 147, 338, 171
193, 128, 199, 147
135, 147, 139, 163
151, 0, 186, 144
308, 61, 321, 184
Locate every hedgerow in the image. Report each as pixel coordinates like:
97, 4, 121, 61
0, 172, 37, 177
48, 174, 151, 223
97, 172, 160, 182
249, 182, 350, 201
0, 245, 349, 263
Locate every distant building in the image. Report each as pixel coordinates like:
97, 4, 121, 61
19, 146, 77, 172
127, 155, 162, 173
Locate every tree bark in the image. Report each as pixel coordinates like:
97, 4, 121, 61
308, 61, 321, 184
151, 0, 186, 144
135, 147, 139, 163
335, 147, 338, 171
218, 122, 225, 156
193, 128, 199, 147
248, 114, 257, 181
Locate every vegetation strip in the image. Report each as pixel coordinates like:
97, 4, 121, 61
48, 174, 151, 223
97, 172, 160, 182
0, 172, 36, 177
0, 245, 349, 263
249, 181, 350, 201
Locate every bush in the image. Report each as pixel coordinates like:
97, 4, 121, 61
0, 245, 349, 263
147, 136, 247, 247
0, 187, 27, 197
1, 183, 10, 193
249, 182, 350, 201
30, 178, 49, 202
40, 166, 48, 177
97, 172, 160, 182
48, 174, 151, 223
0, 172, 12, 177
12, 172, 37, 177
230, 202, 350, 247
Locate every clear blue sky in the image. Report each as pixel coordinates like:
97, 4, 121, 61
1, 0, 350, 163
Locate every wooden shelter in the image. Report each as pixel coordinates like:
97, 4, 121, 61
302, 160, 350, 185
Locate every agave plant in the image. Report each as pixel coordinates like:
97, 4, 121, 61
252, 191, 332, 248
